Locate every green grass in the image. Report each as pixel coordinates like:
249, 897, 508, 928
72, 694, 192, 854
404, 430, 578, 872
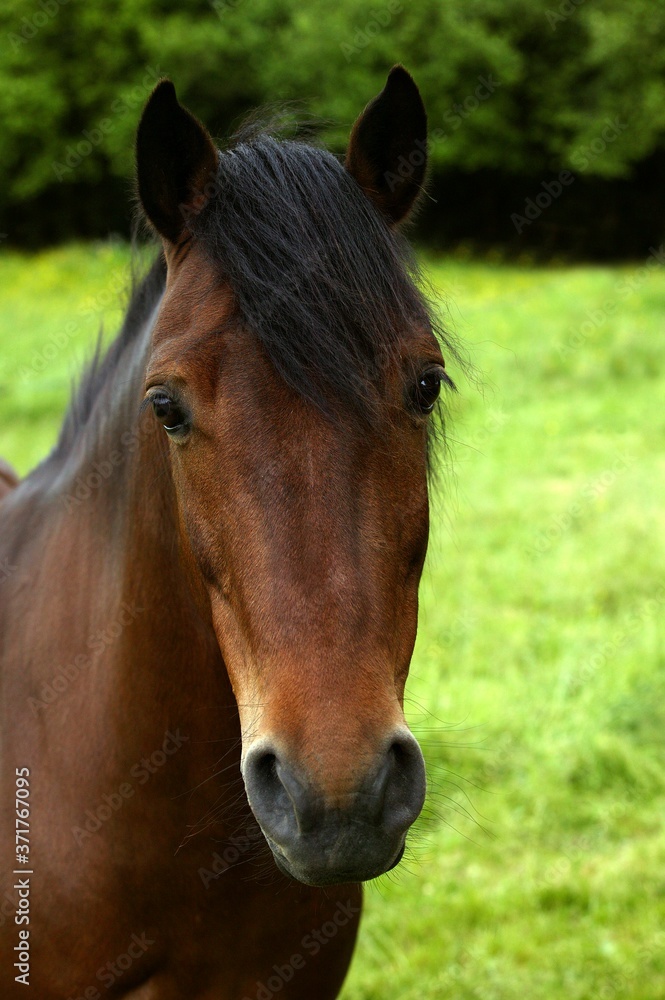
2, 245, 664, 998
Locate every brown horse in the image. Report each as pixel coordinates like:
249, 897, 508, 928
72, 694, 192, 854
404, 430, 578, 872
0, 67, 456, 998
0, 458, 18, 502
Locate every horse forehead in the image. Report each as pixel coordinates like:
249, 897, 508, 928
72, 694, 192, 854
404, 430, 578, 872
155, 244, 232, 343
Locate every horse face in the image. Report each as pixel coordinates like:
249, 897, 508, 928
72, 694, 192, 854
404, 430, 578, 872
139, 70, 446, 885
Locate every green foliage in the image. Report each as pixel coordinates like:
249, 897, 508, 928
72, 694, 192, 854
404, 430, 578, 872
1, 244, 664, 996
0, 0, 663, 238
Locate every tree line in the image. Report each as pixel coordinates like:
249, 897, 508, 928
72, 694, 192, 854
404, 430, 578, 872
1, 0, 662, 255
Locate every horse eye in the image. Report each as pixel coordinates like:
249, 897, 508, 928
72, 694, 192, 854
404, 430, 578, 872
411, 367, 444, 414
151, 393, 189, 435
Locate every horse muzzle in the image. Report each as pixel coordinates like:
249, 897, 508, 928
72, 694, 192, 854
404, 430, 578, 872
242, 730, 426, 886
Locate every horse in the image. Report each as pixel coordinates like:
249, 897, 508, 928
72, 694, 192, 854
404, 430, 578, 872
0, 66, 456, 998
0, 458, 18, 502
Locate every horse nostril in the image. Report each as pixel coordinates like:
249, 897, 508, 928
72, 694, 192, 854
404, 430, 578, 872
389, 732, 422, 774
243, 747, 292, 839
380, 731, 427, 834
243, 745, 320, 841
253, 749, 278, 787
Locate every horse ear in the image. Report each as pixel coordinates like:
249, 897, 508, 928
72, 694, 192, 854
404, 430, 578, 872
136, 80, 218, 243
345, 65, 427, 225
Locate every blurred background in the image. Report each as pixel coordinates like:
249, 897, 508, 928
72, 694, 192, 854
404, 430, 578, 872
1, 1, 664, 998
1, 0, 665, 257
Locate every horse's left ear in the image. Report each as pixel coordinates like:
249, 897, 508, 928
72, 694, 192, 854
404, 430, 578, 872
136, 79, 218, 243
345, 65, 427, 225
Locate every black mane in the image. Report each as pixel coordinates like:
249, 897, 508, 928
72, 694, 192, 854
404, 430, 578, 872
52, 253, 166, 462
54, 122, 458, 465
189, 130, 452, 421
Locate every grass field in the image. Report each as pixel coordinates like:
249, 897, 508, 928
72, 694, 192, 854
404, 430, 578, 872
2, 244, 664, 998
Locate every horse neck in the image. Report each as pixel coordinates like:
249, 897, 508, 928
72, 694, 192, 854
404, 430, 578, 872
48, 259, 234, 754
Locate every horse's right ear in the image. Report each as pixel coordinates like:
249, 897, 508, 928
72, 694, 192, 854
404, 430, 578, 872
136, 80, 218, 244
